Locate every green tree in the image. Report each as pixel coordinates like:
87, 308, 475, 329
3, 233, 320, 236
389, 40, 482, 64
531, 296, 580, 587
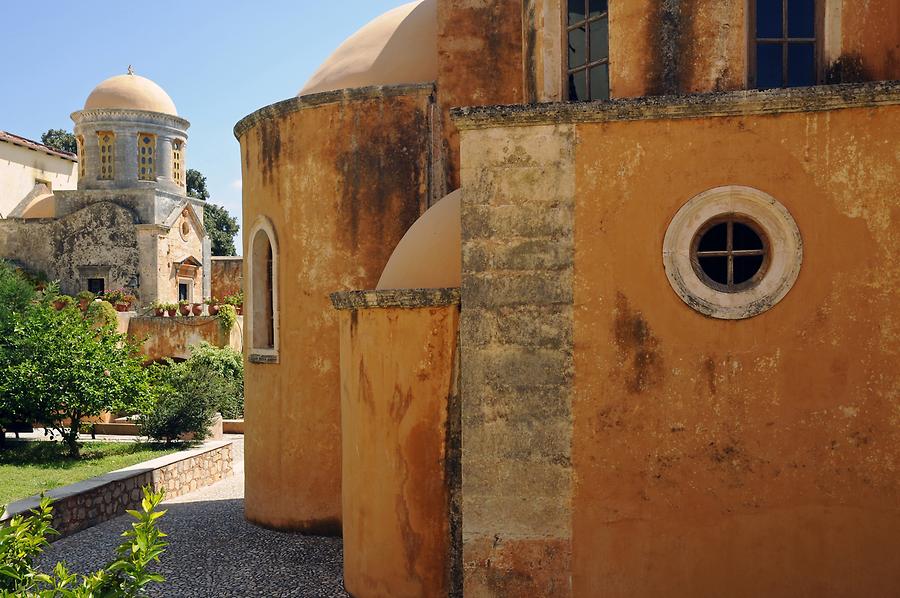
0, 262, 37, 445
39, 129, 77, 155
187, 168, 239, 256
204, 203, 240, 256
0, 299, 153, 458
185, 168, 209, 201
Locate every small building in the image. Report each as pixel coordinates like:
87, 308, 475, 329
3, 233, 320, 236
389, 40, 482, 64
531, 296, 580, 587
0, 70, 210, 306
0, 131, 78, 219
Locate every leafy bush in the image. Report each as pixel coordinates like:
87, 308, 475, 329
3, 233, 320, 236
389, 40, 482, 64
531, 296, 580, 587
0, 488, 168, 596
216, 304, 237, 336
0, 297, 152, 457
140, 344, 243, 443
0, 262, 37, 441
86, 300, 119, 330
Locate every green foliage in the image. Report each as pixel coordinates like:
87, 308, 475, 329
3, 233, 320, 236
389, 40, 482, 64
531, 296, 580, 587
222, 291, 243, 307
217, 304, 237, 337
203, 203, 240, 257
52, 296, 74, 310
140, 343, 243, 441
0, 488, 168, 597
185, 169, 209, 201
86, 300, 119, 330
0, 263, 38, 439
0, 301, 152, 458
39, 129, 77, 155
74, 291, 95, 303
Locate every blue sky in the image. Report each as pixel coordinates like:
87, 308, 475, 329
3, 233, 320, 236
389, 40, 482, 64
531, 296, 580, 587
0, 0, 404, 239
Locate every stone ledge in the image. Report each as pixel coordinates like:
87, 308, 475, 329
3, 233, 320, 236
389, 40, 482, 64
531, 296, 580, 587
234, 83, 436, 140
330, 288, 462, 311
1, 441, 233, 538
451, 81, 900, 130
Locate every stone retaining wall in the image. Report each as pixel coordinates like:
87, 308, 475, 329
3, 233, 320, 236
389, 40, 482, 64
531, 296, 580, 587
1, 441, 233, 538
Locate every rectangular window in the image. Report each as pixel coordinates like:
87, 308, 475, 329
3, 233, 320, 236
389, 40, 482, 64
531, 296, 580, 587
178, 281, 191, 303
77, 135, 85, 179
752, 0, 818, 89
97, 131, 115, 180
566, 0, 610, 101
138, 133, 156, 181
87, 278, 105, 295
173, 140, 184, 187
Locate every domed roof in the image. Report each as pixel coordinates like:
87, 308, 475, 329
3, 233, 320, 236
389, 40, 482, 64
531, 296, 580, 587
84, 72, 178, 116
300, 0, 438, 96
377, 190, 461, 290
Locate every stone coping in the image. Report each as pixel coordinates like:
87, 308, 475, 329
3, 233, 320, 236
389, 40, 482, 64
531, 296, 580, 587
451, 80, 900, 130
234, 83, 436, 140
330, 288, 461, 311
1, 440, 232, 521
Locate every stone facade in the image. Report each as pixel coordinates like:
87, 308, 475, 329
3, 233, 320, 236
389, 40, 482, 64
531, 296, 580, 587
1, 442, 233, 539
211, 256, 243, 301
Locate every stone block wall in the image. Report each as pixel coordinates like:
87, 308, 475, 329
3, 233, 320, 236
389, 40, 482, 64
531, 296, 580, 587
2, 442, 233, 539
458, 123, 576, 596
211, 256, 243, 300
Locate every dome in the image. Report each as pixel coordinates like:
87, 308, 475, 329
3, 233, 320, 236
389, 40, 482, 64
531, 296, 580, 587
377, 190, 461, 290
84, 73, 178, 115
300, 0, 438, 96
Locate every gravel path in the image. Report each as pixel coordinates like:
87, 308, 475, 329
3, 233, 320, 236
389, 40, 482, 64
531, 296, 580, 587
39, 437, 349, 597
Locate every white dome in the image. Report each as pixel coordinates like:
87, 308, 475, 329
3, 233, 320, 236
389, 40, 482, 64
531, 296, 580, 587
300, 0, 438, 96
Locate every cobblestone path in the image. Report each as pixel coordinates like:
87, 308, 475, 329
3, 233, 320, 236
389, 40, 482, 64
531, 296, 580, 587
40, 438, 349, 598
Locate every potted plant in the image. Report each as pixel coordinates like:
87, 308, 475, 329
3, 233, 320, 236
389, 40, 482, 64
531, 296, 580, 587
165, 302, 178, 318
191, 302, 203, 316
76, 291, 95, 311
225, 291, 244, 316
178, 300, 192, 316
52, 295, 74, 311
151, 301, 165, 317
117, 293, 137, 313
205, 297, 220, 316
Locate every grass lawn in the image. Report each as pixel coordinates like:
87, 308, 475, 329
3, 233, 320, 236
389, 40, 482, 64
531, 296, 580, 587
0, 441, 181, 506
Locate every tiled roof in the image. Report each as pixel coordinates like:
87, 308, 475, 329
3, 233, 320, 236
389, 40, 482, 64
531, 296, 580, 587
0, 130, 78, 162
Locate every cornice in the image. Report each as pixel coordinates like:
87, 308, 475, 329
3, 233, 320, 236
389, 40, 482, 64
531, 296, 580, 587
330, 288, 461, 311
451, 81, 900, 130
234, 83, 436, 140
71, 108, 191, 131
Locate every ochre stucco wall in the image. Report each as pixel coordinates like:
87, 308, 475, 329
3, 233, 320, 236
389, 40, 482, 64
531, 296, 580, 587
437, 0, 525, 190
210, 258, 243, 301
572, 104, 900, 596
127, 315, 242, 362
338, 302, 459, 598
238, 88, 432, 532
840, 0, 900, 82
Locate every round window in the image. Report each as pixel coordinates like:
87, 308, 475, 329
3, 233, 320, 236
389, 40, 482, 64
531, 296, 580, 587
691, 217, 769, 293
663, 186, 802, 320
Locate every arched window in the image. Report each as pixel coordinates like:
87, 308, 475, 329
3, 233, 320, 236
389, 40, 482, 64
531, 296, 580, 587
249, 218, 278, 362
751, 0, 819, 89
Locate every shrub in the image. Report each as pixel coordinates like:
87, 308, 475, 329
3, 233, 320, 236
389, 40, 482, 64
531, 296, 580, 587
140, 343, 243, 442
86, 300, 119, 330
0, 488, 168, 596
0, 262, 37, 442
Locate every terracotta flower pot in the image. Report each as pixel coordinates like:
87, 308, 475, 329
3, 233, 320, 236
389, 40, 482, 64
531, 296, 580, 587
192, 303, 203, 316
154, 308, 165, 317
207, 304, 220, 316
53, 300, 67, 311
78, 299, 91, 312
179, 304, 192, 316
115, 302, 130, 312
235, 305, 243, 316
166, 308, 177, 318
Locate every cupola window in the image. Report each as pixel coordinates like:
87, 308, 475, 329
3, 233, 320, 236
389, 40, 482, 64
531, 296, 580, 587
752, 0, 818, 89
138, 133, 156, 181
173, 140, 184, 187
97, 132, 115, 180
77, 135, 85, 179
566, 0, 610, 101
